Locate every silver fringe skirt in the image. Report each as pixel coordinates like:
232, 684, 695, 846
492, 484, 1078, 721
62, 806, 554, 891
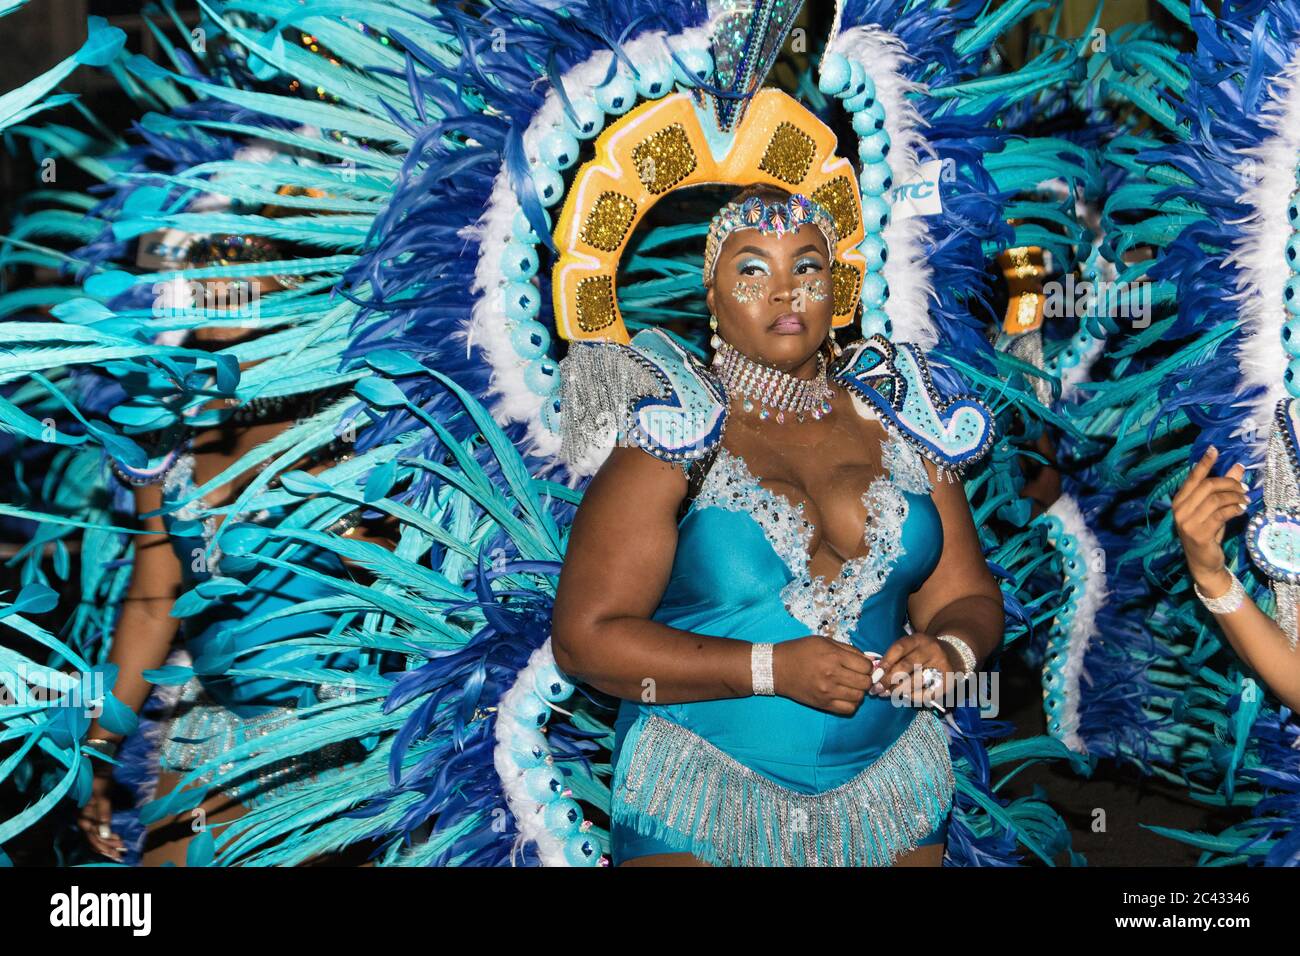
157, 676, 357, 810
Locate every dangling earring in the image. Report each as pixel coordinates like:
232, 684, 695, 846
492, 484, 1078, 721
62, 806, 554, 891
709, 313, 722, 350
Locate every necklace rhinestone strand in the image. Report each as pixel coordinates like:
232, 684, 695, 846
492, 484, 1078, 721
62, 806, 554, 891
712, 340, 836, 423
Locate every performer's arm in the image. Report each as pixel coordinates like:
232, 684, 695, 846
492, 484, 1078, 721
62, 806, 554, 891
85, 481, 183, 742
883, 463, 1004, 696
552, 446, 875, 712
1174, 446, 1300, 711
80, 481, 183, 857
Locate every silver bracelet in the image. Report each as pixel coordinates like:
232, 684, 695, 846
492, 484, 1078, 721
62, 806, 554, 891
751, 643, 775, 696
1193, 569, 1246, 615
83, 737, 119, 759
935, 633, 976, 674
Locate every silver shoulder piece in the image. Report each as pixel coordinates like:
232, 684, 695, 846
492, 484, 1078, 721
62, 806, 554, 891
558, 328, 727, 476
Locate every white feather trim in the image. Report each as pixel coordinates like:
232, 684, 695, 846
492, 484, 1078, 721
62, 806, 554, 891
1223, 49, 1300, 455
828, 24, 938, 347
463, 24, 717, 470
1045, 494, 1108, 754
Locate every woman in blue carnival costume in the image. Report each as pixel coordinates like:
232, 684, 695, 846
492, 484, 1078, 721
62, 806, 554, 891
0, 0, 1092, 867
552, 182, 1002, 866
74, 263, 384, 864
0, 9, 403, 865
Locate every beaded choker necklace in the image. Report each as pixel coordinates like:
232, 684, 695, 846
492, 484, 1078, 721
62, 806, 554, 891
711, 340, 835, 423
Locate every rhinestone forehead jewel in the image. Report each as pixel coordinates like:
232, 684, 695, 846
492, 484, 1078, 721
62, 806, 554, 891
703, 193, 840, 286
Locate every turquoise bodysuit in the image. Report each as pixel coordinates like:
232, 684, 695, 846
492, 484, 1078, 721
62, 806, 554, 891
153, 452, 359, 805
608, 424, 957, 866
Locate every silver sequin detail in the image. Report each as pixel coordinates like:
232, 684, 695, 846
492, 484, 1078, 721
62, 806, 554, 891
157, 676, 357, 809
692, 435, 921, 643
781, 478, 908, 645
1004, 328, 1053, 407
163, 452, 224, 575
692, 446, 814, 577
882, 434, 932, 495
615, 708, 954, 866
1264, 414, 1299, 646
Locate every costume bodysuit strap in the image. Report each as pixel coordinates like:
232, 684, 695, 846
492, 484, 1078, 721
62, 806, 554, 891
678, 444, 721, 523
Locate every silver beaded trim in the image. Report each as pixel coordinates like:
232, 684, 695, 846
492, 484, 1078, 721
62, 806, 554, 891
935, 634, 976, 674
832, 336, 996, 474
157, 676, 358, 808
613, 709, 954, 866
692, 437, 915, 644
751, 643, 775, 696
163, 452, 223, 575
1193, 571, 1246, 616
881, 432, 932, 495
693, 447, 814, 577
781, 476, 907, 645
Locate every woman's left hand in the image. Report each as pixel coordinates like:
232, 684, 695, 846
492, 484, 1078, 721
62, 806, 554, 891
873, 632, 963, 705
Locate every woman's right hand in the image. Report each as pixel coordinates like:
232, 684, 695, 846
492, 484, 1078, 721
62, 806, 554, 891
1172, 445, 1248, 585
772, 635, 876, 715
78, 771, 125, 861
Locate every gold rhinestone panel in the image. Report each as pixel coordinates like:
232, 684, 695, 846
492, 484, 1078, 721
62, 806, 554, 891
831, 261, 861, 317
579, 191, 638, 252
575, 275, 616, 332
632, 124, 698, 194
758, 122, 815, 185
812, 176, 860, 238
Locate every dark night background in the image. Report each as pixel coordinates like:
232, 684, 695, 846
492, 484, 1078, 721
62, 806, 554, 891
0, 0, 1227, 866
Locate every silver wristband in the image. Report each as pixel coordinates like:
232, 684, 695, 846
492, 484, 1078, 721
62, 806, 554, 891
1193, 569, 1245, 615
935, 633, 976, 674
751, 642, 775, 696
83, 737, 119, 759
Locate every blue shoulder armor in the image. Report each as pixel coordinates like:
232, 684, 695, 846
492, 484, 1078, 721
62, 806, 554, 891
620, 328, 727, 463
1248, 399, 1300, 585
832, 336, 994, 472
557, 327, 726, 472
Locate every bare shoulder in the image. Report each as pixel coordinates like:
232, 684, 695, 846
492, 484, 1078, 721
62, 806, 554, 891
556, 445, 690, 632
582, 445, 689, 514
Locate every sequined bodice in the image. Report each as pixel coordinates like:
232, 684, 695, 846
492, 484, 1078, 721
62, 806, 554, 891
617, 427, 945, 790
681, 431, 937, 645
